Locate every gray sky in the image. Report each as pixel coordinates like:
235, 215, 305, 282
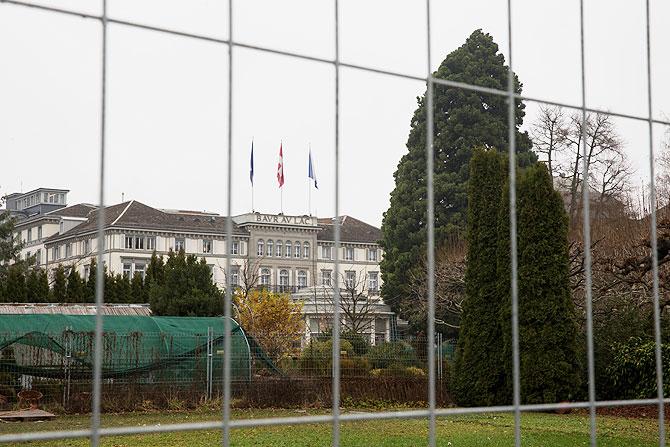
1, 0, 669, 227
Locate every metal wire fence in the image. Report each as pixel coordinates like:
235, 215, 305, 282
0, 0, 668, 446
0, 331, 451, 412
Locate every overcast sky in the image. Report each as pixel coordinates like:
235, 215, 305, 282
1, 0, 669, 227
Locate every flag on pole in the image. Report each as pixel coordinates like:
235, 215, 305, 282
308, 149, 318, 189
250, 141, 254, 185
277, 143, 285, 187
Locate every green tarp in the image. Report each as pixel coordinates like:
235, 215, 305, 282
0, 315, 251, 381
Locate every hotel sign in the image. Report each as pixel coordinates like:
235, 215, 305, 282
255, 214, 315, 226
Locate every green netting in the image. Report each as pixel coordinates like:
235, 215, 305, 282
0, 315, 251, 382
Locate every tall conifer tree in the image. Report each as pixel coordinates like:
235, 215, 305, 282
380, 29, 534, 312
453, 148, 507, 405
498, 164, 580, 403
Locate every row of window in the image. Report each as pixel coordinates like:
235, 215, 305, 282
125, 234, 242, 255
51, 239, 92, 261
320, 246, 378, 262
243, 267, 378, 292
24, 225, 43, 244
257, 239, 311, 259
16, 192, 65, 210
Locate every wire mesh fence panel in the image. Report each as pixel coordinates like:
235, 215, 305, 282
0, 0, 668, 446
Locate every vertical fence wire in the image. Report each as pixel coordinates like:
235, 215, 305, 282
91, 0, 108, 446
424, 0, 436, 445
332, 0, 341, 445
644, 0, 666, 445
579, 1, 597, 445
222, 0, 234, 445
505, 1, 521, 446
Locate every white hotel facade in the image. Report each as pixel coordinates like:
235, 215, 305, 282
7, 188, 395, 342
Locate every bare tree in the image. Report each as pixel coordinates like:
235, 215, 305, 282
320, 268, 379, 336
407, 241, 466, 329
654, 128, 670, 209
530, 105, 566, 179
531, 108, 633, 223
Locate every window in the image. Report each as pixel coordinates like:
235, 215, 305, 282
231, 266, 240, 286
266, 240, 273, 257
279, 269, 290, 292
65, 243, 72, 258
175, 238, 186, 252
125, 236, 133, 249
294, 242, 301, 258
321, 269, 332, 286
52, 246, 60, 260
367, 248, 378, 262
83, 239, 90, 254
344, 247, 354, 261
59, 222, 64, 234
203, 239, 213, 253
322, 246, 332, 260
345, 271, 356, 289
146, 236, 156, 251
368, 272, 379, 293
260, 268, 271, 286
123, 262, 132, 279
27, 228, 32, 242
83, 264, 90, 281
276, 240, 283, 257
37, 226, 42, 240
35, 249, 41, 265
123, 261, 145, 280
257, 239, 264, 256
297, 270, 307, 288
134, 236, 144, 250
304, 242, 310, 258
231, 241, 239, 255
285, 241, 292, 258
134, 263, 146, 280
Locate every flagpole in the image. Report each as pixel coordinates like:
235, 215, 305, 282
251, 138, 255, 213
308, 143, 312, 216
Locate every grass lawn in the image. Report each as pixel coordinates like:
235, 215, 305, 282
0, 408, 664, 446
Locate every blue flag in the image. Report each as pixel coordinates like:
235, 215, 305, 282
250, 141, 254, 185
308, 149, 318, 189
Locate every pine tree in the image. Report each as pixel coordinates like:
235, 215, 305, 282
66, 267, 85, 303
453, 148, 507, 406
114, 274, 131, 304
380, 29, 534, 312
5, 265, 28, 303
85, 258, 97, 302
498, 164, 580, 404
36, 270, 50, 301
51, 265, 68, 302
25, 269, 43, 302
149, 250, 223, 316
131, 272, 147, 303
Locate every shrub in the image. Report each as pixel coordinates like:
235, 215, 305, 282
366, 342, 418, 369
299, 339, 355, 376
606, 337, 670, 399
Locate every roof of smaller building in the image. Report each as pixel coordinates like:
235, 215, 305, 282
0, 303, 152, 316
46, 200, 247, 243
14, 203, 97, 228
317, 216, 381, 244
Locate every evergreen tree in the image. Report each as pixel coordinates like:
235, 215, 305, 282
4, 265, 28, 303
380, 29, 534, 312
149, 250, 223, 316
51, 265, 68, 302
453, 148, 507, 406
498, 164, 580, 404
131, 272, 147, 303
66, 267, 85, 303
114, 274, 132, 304
146, 252, 165, 286
85, 258, 97, 302
26, 269, 49, 302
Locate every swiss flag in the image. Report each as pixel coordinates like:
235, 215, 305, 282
277, 143, 285, 187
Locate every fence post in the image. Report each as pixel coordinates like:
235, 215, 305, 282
206, 327, 213, 400
63, 326, 72, 409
